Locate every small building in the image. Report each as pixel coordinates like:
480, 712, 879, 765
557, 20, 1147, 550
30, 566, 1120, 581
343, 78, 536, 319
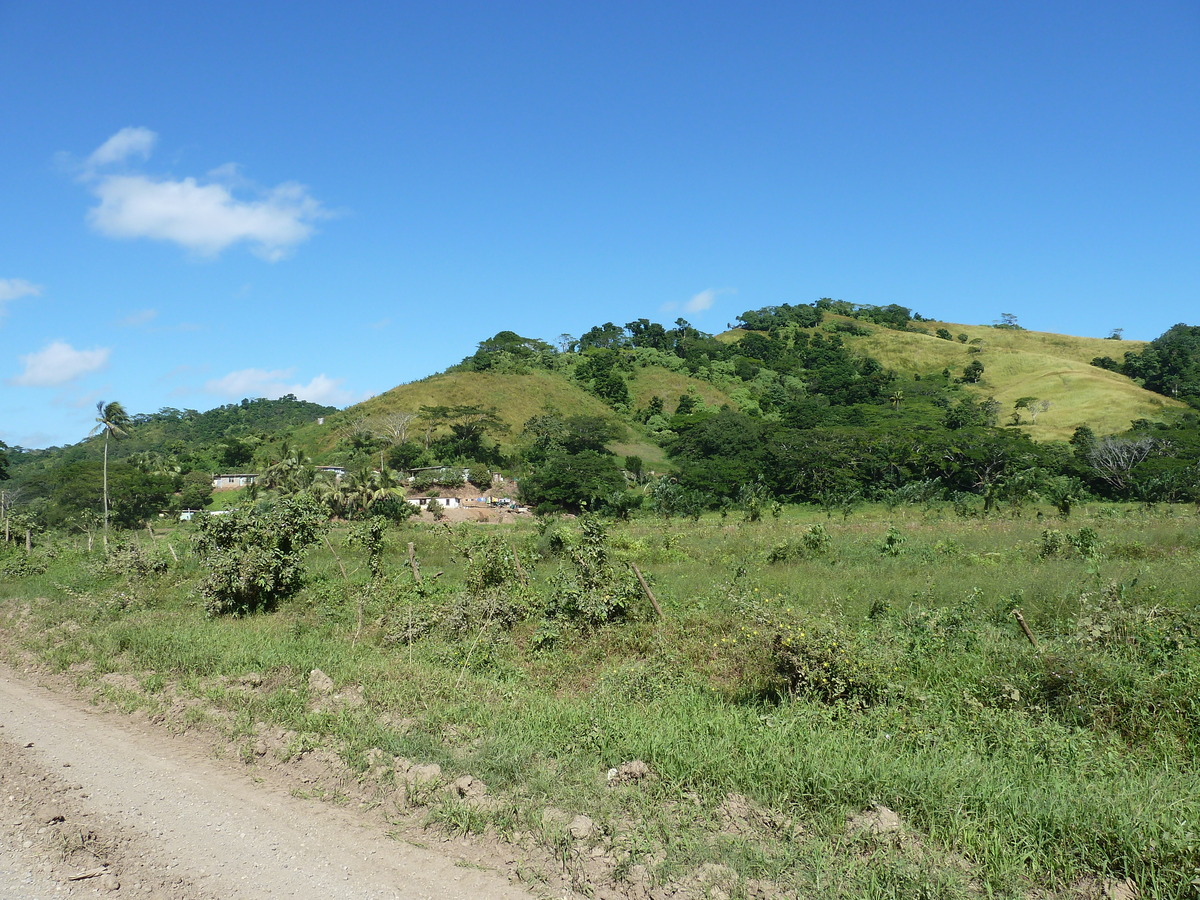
406, 465, 472, 483
411, 496, 462, 510
212, 473, 258, 490
315, 465, 347, 480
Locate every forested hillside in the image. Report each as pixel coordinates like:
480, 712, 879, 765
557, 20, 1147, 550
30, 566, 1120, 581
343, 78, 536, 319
4, 396, 334, 530
4, 301, 1199, 529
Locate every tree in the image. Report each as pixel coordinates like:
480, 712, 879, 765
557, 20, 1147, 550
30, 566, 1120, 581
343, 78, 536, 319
260, 442, 314, 494
1120, 323, 1200, 408
178, 470, 214, 510
1013, 397, 1050, 424
518, 449, 626, 513
373, 411, 417, 446
337, 468, 392, 519
994, 313, 1022, 330
521, 411, 621, 464
466, 331, 553, 370
1088, 436, 1159, 494
90, 400, 130, 549
1070, 425, 1097, 459
962, 360, 985, 384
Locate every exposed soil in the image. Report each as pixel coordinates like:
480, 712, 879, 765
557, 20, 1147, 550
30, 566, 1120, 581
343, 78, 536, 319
0, 663, 538, 899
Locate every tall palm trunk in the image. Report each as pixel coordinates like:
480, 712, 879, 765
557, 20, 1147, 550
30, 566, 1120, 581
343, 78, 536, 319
103, 433, 110, 550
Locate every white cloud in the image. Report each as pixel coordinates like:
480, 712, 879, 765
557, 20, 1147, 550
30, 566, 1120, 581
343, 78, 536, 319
685, 287, 737, 313
0, 278, 42, 321
0, 278, 42, 302
80, 128, 327, 260
661, 287, 735, 316
204, 368, 360, 406
87, 126, 157, 168
88, 175, 324, 260
117, 308, 158, 327
11, 341, 110, 387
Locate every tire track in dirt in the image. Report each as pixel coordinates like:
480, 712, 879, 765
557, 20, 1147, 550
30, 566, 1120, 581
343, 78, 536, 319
0, 664, 536, 900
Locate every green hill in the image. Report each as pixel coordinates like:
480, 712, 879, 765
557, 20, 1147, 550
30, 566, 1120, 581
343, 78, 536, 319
298, 369, 734, 469
304, 316, 1184, 457
835, 319, 1185, 441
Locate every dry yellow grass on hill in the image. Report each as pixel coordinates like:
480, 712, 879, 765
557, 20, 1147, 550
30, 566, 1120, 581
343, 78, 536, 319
849, 321, 1183, 440
339, 371, 617, 439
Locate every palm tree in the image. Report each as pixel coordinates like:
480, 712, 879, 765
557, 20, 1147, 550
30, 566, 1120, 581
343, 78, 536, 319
90, 400, 130, 549
261, 445, 312, 493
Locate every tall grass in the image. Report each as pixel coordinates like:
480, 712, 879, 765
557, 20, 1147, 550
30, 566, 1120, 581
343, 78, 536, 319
2, 503, 1198, 897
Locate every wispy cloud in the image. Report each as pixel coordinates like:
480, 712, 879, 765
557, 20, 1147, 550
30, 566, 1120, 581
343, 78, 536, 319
11, 341, 110, 387
86, 126, 157, 168
661, 286, 735, 315
0, 278, 42, 302
79, 128, 329, 261
685, 287, 735, 313
0, 278, 43, 320
117, 308, 158, 327
204, 367, 362, 406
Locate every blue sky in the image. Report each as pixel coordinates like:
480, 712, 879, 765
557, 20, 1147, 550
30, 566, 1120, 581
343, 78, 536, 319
2, 1, 1197, 448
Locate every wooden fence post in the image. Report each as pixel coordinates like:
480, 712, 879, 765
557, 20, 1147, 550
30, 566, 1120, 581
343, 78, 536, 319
630, 563, 663, 619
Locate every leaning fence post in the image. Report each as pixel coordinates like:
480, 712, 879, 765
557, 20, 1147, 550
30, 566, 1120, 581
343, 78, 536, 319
408, 542, 422, 584
630, 563, 663, 619
1012, 609, 1038, 648
510, 542, 527, 585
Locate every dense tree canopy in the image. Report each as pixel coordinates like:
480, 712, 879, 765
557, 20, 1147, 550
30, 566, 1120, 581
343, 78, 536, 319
1120, 324, 1200, 408
518, 449, 626, 513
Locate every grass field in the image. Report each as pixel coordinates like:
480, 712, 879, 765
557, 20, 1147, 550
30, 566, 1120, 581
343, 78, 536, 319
2, 503, 1198, 898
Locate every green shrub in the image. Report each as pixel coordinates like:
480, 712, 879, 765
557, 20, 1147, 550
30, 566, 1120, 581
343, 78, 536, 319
767, 619, 884, 708
193, 496, 327, 616
99, 541, 168, 578
1071, 526, 1102, 558
1040, 528, 1067, 558
543, 516, 642, 629
766, 524, 832, 562
879, 525, 905, 556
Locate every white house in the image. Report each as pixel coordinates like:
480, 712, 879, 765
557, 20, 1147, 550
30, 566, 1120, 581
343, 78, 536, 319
212, 473, 258, 490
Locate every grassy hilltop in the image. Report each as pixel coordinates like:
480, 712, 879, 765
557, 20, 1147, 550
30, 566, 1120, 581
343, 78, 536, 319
839, 319, 1183, 441
302, 315, 1183, 456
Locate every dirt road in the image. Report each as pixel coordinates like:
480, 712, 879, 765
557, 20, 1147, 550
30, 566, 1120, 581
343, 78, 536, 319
0, 664, 537, 899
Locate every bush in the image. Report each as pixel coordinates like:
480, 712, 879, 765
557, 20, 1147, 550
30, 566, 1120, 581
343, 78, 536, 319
99, 541, 168, 578
879, 525, 905, 556
766, 524, 832, 562
543, 516, 642, 630
193, 496, 327, 616
768, 620, 884, 708
466, 464, 494, 490
1040, 526, 1102, 559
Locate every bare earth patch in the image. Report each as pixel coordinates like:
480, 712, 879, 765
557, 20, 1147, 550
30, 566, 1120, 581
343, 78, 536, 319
0, 663, 541, 900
